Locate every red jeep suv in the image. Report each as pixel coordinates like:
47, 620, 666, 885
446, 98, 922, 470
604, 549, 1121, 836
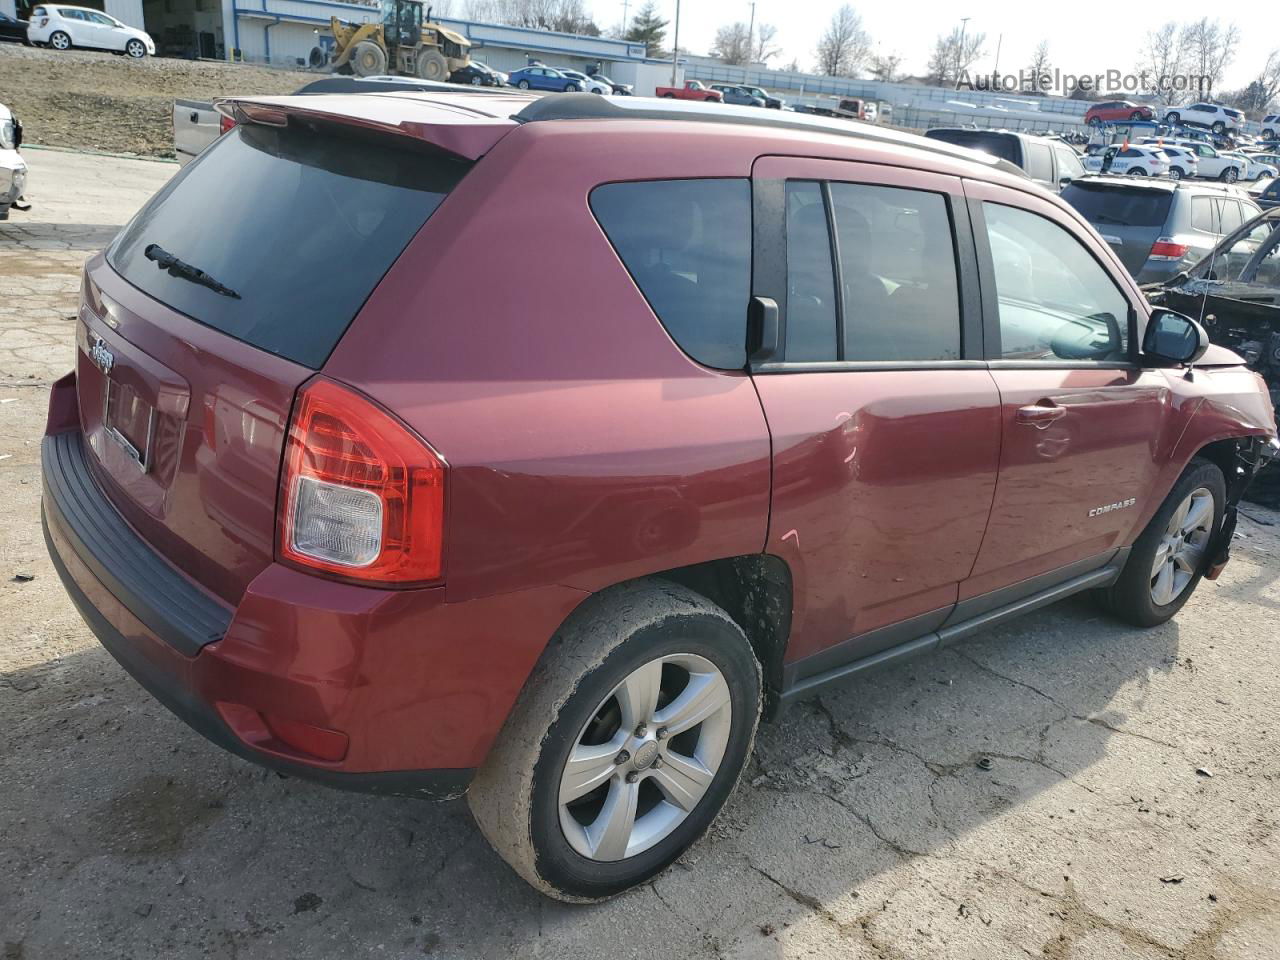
43, 92, 1277, 901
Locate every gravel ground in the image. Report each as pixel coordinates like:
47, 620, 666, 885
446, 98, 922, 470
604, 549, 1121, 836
0, 44, 310, 157
2, 150, 1280, 960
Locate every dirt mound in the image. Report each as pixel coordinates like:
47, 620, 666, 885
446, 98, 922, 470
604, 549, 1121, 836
0, 44, 311, 157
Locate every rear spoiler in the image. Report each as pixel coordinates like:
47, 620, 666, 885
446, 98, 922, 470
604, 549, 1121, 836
213, 94, 519, 161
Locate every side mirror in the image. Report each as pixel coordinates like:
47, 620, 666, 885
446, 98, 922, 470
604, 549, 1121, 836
1143, 309, 1208, 364
1059, 175, 1073, 189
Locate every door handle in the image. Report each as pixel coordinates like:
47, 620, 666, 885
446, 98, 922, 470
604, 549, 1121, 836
1016, 401, 1067, 427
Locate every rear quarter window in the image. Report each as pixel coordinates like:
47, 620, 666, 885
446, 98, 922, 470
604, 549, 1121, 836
590, 179, 751, 369
107, 124, 469, 368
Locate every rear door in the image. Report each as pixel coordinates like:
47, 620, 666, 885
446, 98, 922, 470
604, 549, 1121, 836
79, 117, 473, 604
962, 180, 1174, 598
749, 156, 1002, 669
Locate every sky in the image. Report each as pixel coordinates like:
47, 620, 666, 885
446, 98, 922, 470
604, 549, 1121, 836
585, 0, 1276, 95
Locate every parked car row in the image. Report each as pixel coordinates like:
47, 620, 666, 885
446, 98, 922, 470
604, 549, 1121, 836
504, 65, 633, 95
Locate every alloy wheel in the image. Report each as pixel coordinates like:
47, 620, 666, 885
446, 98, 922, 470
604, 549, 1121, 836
126, 39, 144, 57
1150, 487, 1213, 606
558, 653, 732, 862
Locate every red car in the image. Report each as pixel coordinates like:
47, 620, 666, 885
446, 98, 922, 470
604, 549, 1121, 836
1085, 100, 1155, 125
43, 92, 1277, 901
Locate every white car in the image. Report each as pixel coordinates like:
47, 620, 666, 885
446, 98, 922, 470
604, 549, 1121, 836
1083, 144, 1171, 177
1262, 114, 1279, 140
27, 4, 154, 58
0, 102, 27, 221
1163, 102, 1243, 134
559, 70, 609, 95
1140, 143, 1198, 180
1146, 138, 1247, 182
1226, 151, 1279, 181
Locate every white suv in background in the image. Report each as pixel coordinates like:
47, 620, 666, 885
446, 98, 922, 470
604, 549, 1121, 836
1163, 102, 1243, 133
1262, 115, 1279, 140
558, 70, 610, 95
27, 4, 154, 58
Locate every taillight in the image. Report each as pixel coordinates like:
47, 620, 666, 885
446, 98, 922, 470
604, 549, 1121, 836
218, 114, 236, 135
1149, 238, 1190, 261
279, 378, 445, 584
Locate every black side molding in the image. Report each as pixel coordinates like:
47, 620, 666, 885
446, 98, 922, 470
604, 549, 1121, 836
778, 548, 1129, 705
41, 431, 231, 657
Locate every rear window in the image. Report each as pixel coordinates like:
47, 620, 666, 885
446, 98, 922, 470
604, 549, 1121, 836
590, 179, 751, 369
1060, 183, 1172, 228
923, 130, 1019, 166
108, 123, 468, 368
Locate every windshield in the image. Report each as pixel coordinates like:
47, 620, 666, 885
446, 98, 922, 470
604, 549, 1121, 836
108, 124, 470, 368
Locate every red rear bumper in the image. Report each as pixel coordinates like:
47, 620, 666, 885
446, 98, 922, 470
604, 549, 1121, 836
42, 381, 587, 796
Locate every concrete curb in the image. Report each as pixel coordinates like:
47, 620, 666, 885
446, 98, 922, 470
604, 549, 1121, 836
21, 143, 179, 165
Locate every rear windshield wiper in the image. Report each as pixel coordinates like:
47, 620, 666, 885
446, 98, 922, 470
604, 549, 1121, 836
144, 244, 241, 300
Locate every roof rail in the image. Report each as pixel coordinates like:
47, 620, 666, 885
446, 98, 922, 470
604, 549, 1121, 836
512, 94, 1030, 181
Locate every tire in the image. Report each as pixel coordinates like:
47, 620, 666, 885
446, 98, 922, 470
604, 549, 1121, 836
1211, 121, 1225, 134
125, 38, 145, 58
1169, 166, 1184, 180
415, 48, 448, 81
1130, 111, 1144, 120
350, 40, 386, 78
1221, 167, 1239, 183
1128, 167, 1147, 176
517, 79, 530, 88
1264, 128, 1276, 140
49, 30, 70, 50
471, 76, 482, 85
1089, 116, 1103, 127
661, 92, 675, 98
564, 83, 579, 92
1165, 111, 1180, 125
468, 580, 762, 902
1097, 458, 1224, 627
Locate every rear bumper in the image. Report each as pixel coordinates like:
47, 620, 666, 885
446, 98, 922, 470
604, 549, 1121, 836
41, 389, 586, 798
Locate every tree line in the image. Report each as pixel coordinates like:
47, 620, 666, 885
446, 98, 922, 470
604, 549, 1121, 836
447, 1, 1278, 114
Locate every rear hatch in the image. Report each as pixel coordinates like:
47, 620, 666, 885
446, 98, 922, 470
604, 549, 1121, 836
76, 95, 512, 604
1061, 181, 1174, 275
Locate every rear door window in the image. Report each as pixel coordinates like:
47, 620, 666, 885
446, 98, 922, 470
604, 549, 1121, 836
779, 180, 962, 362
1217, 199, 1243, 233
108, 124, 469, 368
591, 179, 752, 369
1191, 196, 1218, 232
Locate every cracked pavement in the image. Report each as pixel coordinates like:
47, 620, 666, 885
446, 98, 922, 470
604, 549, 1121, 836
3, 148, 1280, 960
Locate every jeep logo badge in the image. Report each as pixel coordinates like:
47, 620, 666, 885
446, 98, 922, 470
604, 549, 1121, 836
88, 335, 114, 376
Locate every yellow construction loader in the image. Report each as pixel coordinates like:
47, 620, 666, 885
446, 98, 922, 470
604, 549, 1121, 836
326, 0, 471, 81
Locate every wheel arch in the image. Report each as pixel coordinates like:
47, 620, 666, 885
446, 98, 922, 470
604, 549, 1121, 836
536, 554, 794, 719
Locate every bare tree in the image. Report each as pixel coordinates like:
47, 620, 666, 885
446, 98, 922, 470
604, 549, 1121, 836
1228, 49, 1280, 114
1181, 17, 1240, 97
1135, 22, 1187, 103
1022, 39, 1050, 91
869, 52, 903, 83
815, 4, 871, 77
712, 22, 752, 64
927, 26, 984, 87
753, 24, 780, 65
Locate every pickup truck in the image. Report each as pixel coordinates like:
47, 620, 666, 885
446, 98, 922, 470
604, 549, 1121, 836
654, 80, 723, 102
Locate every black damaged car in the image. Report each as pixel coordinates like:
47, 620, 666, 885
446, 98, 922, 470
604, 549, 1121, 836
1147, 206, 1280, 504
